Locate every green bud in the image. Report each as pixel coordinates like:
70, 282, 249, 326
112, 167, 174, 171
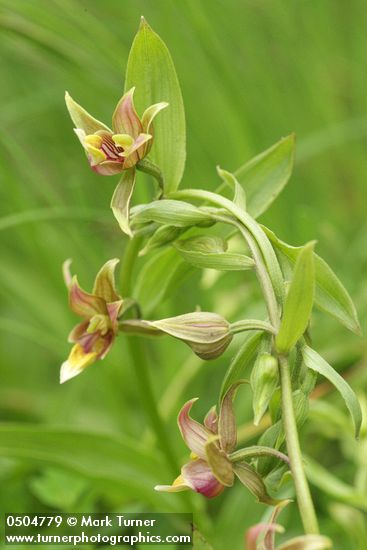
251, 352, 279, 426
131, 200, 213, 228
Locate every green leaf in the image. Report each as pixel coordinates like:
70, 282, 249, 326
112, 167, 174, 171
277, 534, 332, 550
174, 236, 254, 271
234, 134, 295, 219
219, 332, 263, 402
131, 200, 213, 227
125, 18, 186, 193
276, 242, 315, 354
302, 345, 362, 438
263, 226, 360, 334
0, 424, 176, 508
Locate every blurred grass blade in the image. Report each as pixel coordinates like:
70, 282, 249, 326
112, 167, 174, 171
234, 135, 294, 219
0, 424, 174, 505
305, 455, 367, 510
263, 227, 360, 334
125, 17, 186, 193
302, 345, 362, 438
276, 242, 315, 354
277, 534, 332, 550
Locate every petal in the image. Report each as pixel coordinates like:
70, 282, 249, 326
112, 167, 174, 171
68, 320, 89, 343
204, 406, 218, 433
141, 102, 169, 134
154, 475, 190, 494
177, 398, 211, 459
112, 134, 134, 148
65, 92, 111, 134
112, 87, 142, 138
69, 276, 107, 318
63, 259, 73, 289
92, 259, 121, 302
204, 437, 234, 487
219, 380, 245, 453
60, 343, 98, 384
119, 133, 152, 161
74, 128, 107, 167
181, 459, 225, 499
92, 161, 124, 176
107, 300, 124, 330
110, 169, 136, 237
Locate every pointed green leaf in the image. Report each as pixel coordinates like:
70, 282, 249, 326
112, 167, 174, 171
125, 18, 186, 193
263, 226, 360, 334
276, 242, 315, 354
174, 236, 254, 271
302, 345, 362, 438
234, 135, 295, 219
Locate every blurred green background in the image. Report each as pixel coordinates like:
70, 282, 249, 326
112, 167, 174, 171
1, 1, 367, 548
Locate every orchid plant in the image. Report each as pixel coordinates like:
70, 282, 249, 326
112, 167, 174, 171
61, 17, 362, 550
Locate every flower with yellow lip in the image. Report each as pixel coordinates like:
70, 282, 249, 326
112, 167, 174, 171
65, 87, 168, 176
155, 383, 241, 499
60, 258, 123, 384
65, 88, 168, 236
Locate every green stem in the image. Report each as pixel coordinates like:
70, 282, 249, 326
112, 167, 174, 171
169, 189, 319, 535
229, 319, 276, 335
127, 336, 178, 476
120, 234, 144, 295
121, 236, 178, 477
137, 158, 164, 192
279, 354, 319, 534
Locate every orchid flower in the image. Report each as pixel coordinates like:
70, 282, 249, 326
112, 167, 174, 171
65, 87, 168, 176
65, 88, 168, 236
155, 383, 241, 498
60, 259, 123, 384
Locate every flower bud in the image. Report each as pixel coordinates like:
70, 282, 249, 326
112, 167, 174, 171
120, 312, 232, 360
251, 352, 279, 425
